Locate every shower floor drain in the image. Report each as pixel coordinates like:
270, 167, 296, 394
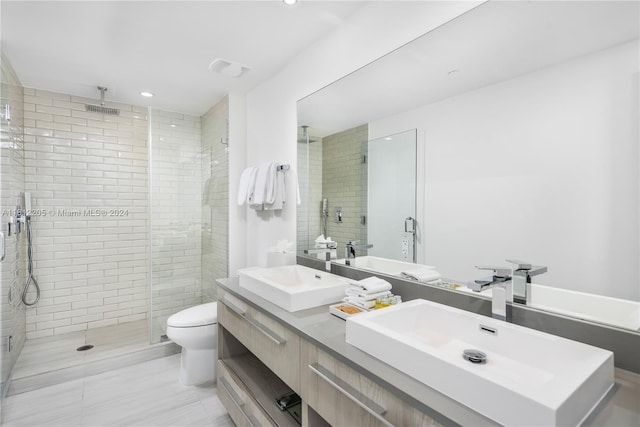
76, 345, 94, 352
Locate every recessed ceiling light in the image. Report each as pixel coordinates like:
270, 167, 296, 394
140, 91, 155, 98
385, 137, 393, 141
282, 0, 297, 4
170, 124, 176, 128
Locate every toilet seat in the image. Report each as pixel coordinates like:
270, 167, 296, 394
167, 302, 217, 328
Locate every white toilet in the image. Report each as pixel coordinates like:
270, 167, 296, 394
166, 302, 218, 386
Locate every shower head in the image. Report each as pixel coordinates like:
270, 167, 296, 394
297, 137, 317, 144
298, 125, 317, 144
85, 86, 120, 115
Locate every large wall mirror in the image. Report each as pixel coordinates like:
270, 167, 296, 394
297, 1, 639, 331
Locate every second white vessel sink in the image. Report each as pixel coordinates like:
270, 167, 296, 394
458, 283, 640, 331
346, 299, 614, 426
238, 265, 350, 312
335, 256, 434, 277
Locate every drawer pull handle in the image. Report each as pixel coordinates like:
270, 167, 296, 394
219, 377, 260, 427
220, 298, 287, 346
309, 363, 393, 427
220, 376, 245, 408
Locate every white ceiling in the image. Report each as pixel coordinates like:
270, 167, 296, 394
298, 1, 640, 137
1, 0, 364, 116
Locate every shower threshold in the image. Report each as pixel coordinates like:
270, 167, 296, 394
7, 320, 179, 396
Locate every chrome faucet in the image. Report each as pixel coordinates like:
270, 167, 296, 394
304, 248, 334, 271
506, 259, 547, 305
345, 240, 373, 264
467, 265, 513, 321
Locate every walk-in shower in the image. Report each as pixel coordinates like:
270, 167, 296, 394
0, 70, 230, 413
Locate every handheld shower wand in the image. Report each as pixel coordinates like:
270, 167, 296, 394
322, 198, 328, 237
13, 192, 40, 306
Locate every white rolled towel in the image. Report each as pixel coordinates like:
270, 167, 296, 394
345, 289, 391, 301
348, 276, 392, 294
400, 267, 442, 283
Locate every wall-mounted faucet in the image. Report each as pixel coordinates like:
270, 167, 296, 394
467, 265, 513, 321
345, 240, 373, 264
506, 259, 548, 305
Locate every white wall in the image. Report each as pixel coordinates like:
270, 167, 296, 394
228, 92, 246, 277
370, 40, 639, 301
242, 1, 482, 268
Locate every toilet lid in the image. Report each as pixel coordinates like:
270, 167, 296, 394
167, 303, 218, 327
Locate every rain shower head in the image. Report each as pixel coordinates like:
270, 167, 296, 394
298, 125, 317, 143
297, 137, 317, 144
85, 86, 120, 115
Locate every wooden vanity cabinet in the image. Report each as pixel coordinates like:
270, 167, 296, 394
217, 287, 442, 427
300, 339, 442, 427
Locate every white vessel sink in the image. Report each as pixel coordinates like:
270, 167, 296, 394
335, 256, 434, 277
528, 284, 640, 331
458, 284, 640, 331
238, 265, 350, 312
346, 299, 614, 426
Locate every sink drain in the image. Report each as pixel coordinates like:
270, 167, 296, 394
76, 344, 94, 352
463, 349, 487, 364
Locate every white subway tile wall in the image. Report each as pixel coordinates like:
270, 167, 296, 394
322, 124, 368, 256
149, 109, 202, 342
1, 52, 27, 386
23, 89, 149, 339
200, 97, 229, 303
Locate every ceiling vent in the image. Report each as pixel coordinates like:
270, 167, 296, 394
209, 58, 251, 78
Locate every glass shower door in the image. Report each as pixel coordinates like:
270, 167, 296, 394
148, 109, 203, 343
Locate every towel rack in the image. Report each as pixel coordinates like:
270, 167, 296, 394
277, 164, 290, 171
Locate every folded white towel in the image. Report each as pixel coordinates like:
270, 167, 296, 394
264, 164, 278, 204
345, 289, 391, 301
344, 296, 375, 310
264, 169, 285, 211
238, 166, 257, 205
400, 268, 442, 283
246, 167, 258, 205
252, 162, 277, 208
348, 276, 392, 294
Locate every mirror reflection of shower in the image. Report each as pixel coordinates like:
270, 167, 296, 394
321, 198, 328, 237
296, 125, 324, 252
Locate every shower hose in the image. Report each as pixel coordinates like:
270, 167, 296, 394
18, 216, 40, 306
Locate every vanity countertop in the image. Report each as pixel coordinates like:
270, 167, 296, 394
217, 278, 640, 427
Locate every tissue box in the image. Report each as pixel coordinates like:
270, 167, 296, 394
267, 252, 296, 267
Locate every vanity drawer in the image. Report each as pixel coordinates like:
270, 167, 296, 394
300, 339, 442, 427
218, 289, 300, 392
217, 360, 275, 427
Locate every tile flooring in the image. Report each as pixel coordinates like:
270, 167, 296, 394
2, 354, 232, 427
3, 320, 230, 426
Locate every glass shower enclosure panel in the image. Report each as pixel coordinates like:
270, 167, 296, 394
0, 54, 26, 404
148, 109, 202, 343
